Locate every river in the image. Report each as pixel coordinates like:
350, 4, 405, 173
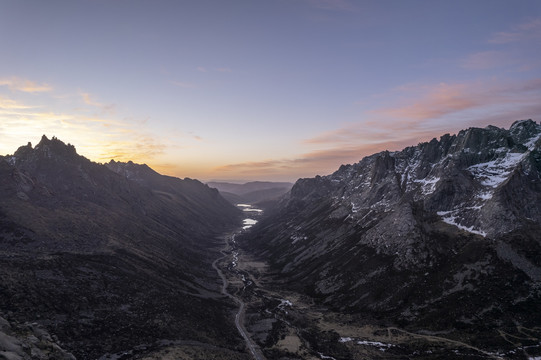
211, 203, 265, 360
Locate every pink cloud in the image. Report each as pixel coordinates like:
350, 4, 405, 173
369, 82, 486, 123
80, 92, 116, 114
226, 78, 541, 181
489, 17, 541, 44
213, 134, 434, 181
366, 78, 541, 127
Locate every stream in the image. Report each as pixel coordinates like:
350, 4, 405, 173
212, 204, 265, 360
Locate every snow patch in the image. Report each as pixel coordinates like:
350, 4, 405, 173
318, 353, 336, 360
468, 151, 524, 188
437, 211, 487, 237
477, 191, 493, 200
525, 132, 541, 150
277, 299, 293, 314
415, 176, 440, 195
357, 340, 394, 350
338, 336, 395, 351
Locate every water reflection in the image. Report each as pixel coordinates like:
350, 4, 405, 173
237, 204, 263, 230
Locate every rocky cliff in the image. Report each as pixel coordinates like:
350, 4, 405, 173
240, 120, 541, 351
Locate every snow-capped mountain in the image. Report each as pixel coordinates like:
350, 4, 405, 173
240, 120, 541, 352
316, 119, 541, 250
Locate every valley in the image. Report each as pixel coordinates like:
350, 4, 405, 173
210, 205, 541, 360
2, 121, 541, 360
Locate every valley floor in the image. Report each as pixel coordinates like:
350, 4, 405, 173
217, 233, 541, 360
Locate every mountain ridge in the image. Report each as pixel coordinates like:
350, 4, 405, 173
240, 119, 541, 356
0, 135, 246, 359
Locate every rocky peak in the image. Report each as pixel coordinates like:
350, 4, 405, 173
34, 135, 77, 159
11, 135, 78, 165
509, 118, 541, 144
13, 142, 34, 159
106, 160, 158, 185
275, 120, 541, 262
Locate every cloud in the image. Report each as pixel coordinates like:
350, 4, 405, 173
215, 77, 541, 181
197, 66, 207, 73
489, 17, 541, 44
0, 96, 34, 110
214, 136, 424, 180
1, 111, 166, 164
460, 18, 541, 73
92, 135, 166, 162
80, 92, 116, 114
365, 78, 541, 127
0, 77, 52, 93
368, 82, 486, 124
308, 78, 541, 149
0, 87, 166, 166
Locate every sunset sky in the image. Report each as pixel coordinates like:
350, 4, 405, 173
1, 0, 540, 182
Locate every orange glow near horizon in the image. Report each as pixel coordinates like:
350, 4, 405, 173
1, 6, 540, 182
1, 75, 541, 182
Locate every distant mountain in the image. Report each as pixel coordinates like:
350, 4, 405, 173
0, 135, 244, 359
240, 120, 541, 352
207, 181, 293, 208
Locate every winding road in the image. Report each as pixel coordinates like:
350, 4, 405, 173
212, 234, 265, 360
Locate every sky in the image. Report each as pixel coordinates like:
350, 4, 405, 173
1, 0, 540, 182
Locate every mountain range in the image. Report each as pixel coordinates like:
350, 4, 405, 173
206, 181, 293, 209
239, 119, 541, 358
0, 135, 244, 359
1, 120, 541, 359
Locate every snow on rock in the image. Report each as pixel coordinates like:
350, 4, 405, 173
318, 353, 336, 360
437, 211, 487, 237
468, 151, 525, 188
337, 336, 395, 351
356, 340, 394, 350
415, 176, 440, 195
